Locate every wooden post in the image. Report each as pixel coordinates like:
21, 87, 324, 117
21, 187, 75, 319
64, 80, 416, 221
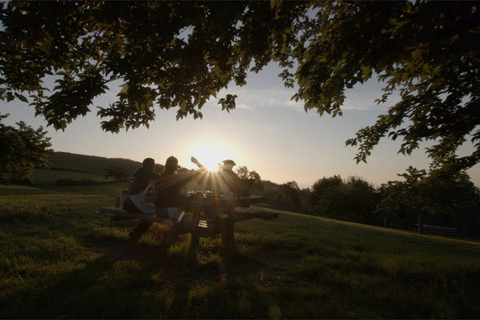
223, 207, 235, 249
190, 192, 203, 249
190, 207, 201, 249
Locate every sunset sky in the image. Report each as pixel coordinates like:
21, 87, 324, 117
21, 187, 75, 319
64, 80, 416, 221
3, 63, 480, 189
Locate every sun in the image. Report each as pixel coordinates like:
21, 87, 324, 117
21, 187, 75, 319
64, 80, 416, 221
192, 144, 232, 172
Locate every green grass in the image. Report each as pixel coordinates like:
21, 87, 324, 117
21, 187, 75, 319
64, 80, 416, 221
32, 168, 106, 187
1, 184, 480, 318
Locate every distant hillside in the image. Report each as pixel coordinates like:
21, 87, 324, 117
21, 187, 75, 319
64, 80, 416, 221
46, 151, 142, 177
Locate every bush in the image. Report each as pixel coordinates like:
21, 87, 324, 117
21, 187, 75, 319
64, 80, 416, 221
10, 176, 35, 186
310, 176, 379, 224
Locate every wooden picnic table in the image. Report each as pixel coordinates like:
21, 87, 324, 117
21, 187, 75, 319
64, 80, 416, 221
176, 193, 268, 248
100, 192, 278, 249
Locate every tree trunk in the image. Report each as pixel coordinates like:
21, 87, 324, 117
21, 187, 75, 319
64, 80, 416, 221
418, 212, 423, 234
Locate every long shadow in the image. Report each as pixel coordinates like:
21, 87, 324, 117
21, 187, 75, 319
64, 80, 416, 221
166, 239, 204, 318
4, 235, 270, 319
221, 250, 272, 317
1, 255, 118, 319
168, 240, 272, 318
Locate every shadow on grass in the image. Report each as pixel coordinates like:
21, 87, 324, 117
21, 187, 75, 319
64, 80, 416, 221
2, 233, 276, 319
151, 239, 274, 319
1, 255, 118, 319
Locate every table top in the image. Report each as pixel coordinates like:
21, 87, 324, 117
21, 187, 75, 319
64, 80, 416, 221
144, 192, 265, 208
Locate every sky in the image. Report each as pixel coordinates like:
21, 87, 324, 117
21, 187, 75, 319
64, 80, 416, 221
2, 63, 480, 189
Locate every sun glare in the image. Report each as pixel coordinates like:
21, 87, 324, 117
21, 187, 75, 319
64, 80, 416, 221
192, 144, 232, 172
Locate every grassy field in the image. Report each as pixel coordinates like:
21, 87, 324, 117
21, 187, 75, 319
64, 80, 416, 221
1, 181, 480, 319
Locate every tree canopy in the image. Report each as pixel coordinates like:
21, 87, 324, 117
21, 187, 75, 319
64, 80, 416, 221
103, 166, 128, 181
1, 1, 479, 173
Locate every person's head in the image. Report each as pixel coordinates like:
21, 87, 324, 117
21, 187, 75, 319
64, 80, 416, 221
222, 159, 236, 171
164, 156, 179, 174
143, 158, 155, 171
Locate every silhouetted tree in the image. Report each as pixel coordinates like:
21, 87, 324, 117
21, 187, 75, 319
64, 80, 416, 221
0, 113, 54, 185
1, 1, 479, 175
272, 181, 302, 212
235, 166, 250, 179
310, 176, 377, 223
248, 170, 261, 181
235, 166, 261, 180
103, 166, 128, 181
377, 167, 480, 234
310, 176, 343, 213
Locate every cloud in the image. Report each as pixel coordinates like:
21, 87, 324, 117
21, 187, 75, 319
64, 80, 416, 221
160, 78, 402, 114
343, 81, 401, 111
225, 87, 300, 110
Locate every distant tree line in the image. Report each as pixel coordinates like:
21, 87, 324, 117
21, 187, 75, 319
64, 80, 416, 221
253, 168, 480, 238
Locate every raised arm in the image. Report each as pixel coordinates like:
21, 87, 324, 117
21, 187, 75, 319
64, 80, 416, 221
191, 157, 206, 170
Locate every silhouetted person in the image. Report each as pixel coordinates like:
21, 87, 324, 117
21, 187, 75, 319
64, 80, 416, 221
128, 156, 204, 244
155, 156, 204, 219
123, 157, 160, 214
217, 159, 239, 196
124, 158, 161, 244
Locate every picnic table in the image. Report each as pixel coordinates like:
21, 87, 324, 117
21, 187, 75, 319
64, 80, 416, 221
99, 191, 278, 249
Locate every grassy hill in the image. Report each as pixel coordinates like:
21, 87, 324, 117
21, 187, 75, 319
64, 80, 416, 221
47, 151, 142, 176
1, 182, 480, 318
32, 151, 142, 187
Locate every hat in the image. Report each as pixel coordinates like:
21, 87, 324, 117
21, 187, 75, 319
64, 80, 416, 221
222, 159, 236, 166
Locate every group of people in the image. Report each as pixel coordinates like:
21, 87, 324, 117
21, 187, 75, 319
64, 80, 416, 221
123, 156, 239, 244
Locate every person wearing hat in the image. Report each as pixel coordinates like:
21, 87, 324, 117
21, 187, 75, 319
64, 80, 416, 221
217, 159, 240, 196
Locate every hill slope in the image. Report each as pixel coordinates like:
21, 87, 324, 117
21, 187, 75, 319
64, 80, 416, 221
46, 151, 141, 176
32, 151, 142, 186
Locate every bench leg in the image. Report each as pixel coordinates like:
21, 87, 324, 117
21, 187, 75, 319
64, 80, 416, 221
222, 209, 235, 250
190, 206, 201, 249
129, 221, 153, 244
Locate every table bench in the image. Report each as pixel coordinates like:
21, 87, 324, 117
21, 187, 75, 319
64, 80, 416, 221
98, 206, 278, 238
98, 194, 278, 249
414, 224, 458, 237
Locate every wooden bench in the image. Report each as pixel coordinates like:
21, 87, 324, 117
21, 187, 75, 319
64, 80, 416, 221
98, 206, 278, 238
415, 224, 458, 237
0, 178, 11, 185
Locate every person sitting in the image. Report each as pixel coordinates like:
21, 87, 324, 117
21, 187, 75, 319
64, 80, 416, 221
123, 157, 161, 214
154, 156, 205, 220
124, 158, 162, 244
217, 159, 240, 196
128, 156, 204, 244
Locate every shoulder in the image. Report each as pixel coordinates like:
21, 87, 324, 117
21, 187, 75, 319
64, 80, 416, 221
224, 169, 238, 177
136, 167, 160, 179
156, 172, 172, 182
149, 170, 162, 179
